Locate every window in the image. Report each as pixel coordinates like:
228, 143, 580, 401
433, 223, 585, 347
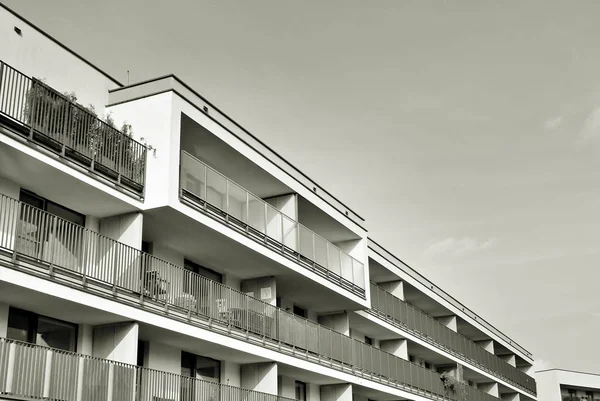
20, 190, 85, 226
181, 351, 220, 382
364, 336, 373, 346
184, 259, 222, 284
295, 381, 306, 401
293, 305, 307, 318
7, 308, 77, 352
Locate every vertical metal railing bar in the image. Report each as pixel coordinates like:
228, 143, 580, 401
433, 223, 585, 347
0, 60, 146, 191
0, 193, 533, 399
368, 282, 535, 394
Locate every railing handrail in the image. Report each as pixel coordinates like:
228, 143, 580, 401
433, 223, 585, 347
28, 75, 147, 150
0, 60, 147, 191
0, 337, 297, 401
180, 150, 364, 268
0, 193, 456, 400
369, 239, 533, 358
369, 282, 535, 393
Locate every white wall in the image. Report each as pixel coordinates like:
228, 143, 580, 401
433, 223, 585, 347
476, 339, 494, 354
279, 375, 296, 399
0, 302, 8, 337
242, 276, 276, 306
318, 312, 350, 336
241, 362, 278, 395
221, 361, 241, 387
379, 281, 404, 301
321, 384, 352, 401
500, 354, 516, 367
147, 341, 181, 374
437, 316, 458, 332
380, 339, 408, 360
92, 322, 138, 364
77, 324, 93, 355
106, 93, 176, 210
100, 212, 143, 249
265, 194, 298, 220
0, 6, 120, 113
478, 382, 499, 397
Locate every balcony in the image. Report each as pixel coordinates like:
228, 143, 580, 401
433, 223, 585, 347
0, 337, 295, 401
0, 60, 147, 196
369, 283, 536, 396
179, 151, 365, 297
0, 193, 502, 401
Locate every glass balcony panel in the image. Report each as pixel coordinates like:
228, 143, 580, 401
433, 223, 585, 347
227, 181, 248, 223
247, 193, 266, 234
314, 235, 328, 268
206, 169, 227, 210
340, 252, 353, 283
265, 204, 283, 242
181, 153, 206, 199
281, 214, 297, 251
327, 243, 341, 276
298, 224, 315, 260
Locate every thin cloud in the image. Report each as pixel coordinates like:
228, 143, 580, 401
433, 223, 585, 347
579, 107, 600, 140
544, 115, 563, 131
425, 237, 495, 257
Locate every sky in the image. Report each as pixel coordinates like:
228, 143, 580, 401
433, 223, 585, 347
5, 0, 600, 373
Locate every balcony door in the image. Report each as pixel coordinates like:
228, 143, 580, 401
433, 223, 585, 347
17, 190, 85, 269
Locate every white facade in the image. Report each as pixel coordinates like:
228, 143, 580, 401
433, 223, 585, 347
0, 3, 536, 401
536, 369, 600, 401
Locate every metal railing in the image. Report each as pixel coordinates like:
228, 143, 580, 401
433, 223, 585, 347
369, 283, 536, 395
0, 193, 499, 401
179, 151, 365, 296
0, 337, 296, 401
0, 60, 147, 194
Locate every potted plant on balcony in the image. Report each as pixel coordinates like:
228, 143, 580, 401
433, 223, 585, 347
440, 371, 467, 401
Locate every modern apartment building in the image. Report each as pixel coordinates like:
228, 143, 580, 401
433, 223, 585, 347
536, 369, 600, 401
0, 3, 536, 401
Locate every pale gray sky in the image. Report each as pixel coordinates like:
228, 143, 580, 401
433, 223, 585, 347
6, 0, 600, 372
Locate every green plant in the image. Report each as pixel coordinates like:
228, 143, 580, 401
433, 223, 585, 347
23, 82, 151, 183
440, 372, 466, 401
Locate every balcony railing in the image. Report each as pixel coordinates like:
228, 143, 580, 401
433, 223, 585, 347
0, 60, 147, 195
179, 151, 365, 297
0, 337, 295, 401
369, 283, 536, 396
0, 193, 505, 401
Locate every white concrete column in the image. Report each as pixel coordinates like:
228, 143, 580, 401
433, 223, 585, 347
320, 383, 352, 401
308, 383, 321, 401
99, 212, 144, 249
501, 393, 521, 401
146, 341, 181, 373
380, 339, 408, 360
478, 382, 499, 397
500, 354, 517, 367
85, 216, 100, 233
0, 302, 9, 337
318, 312, 350, 336
221, 361, 241, 386
437, 315, 458, 332
519, 364, 534, 375
77, 324, 93, 355
241, 362, 278, 395
379, 281, 405, 300
265, 194, 298, 220
241, 276, 276, 306
476, 339, 495, 354
279, 375, 296, 399
92, 322, 139, 364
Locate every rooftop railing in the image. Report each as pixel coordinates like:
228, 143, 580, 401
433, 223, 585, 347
0, 193, 499, 401
369, 283, 536, 396
0, 60, 147, 195
180, 151, 365, 297
0, 337, 296, 401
